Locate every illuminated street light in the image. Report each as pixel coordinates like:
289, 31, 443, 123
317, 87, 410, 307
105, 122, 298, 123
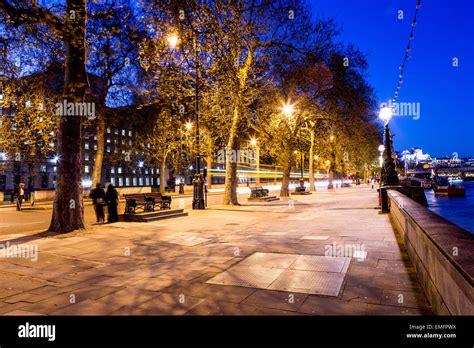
379, 105, 392, 124
249, 138, 260, 185
250, 138, 257, 147
281, 102, 295, 118
167, 33, 179, 49
185, 122, 193, 130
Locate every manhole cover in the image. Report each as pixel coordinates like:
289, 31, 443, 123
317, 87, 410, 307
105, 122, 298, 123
206, 252, 351, 296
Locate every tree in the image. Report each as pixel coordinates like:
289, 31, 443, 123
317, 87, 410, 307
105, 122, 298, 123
1, 0, 88, 232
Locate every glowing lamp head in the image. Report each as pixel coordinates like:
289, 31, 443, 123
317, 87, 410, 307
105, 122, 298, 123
281, 102, 295, 118
185, 122, 193, 130
250, 138, 257, 146
167, 34, 179, 49
379, 106, 392, 123
378, 144, 385, 153
330, 135, 335, 142
138, 161, 144, 168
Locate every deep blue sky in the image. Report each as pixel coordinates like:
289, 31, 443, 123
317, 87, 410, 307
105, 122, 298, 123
310, 0, 474, 158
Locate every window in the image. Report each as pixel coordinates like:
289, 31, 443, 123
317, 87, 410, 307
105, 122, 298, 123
133, 177, 137, 186
145, 177, 150, 186
85, 143, 89, 150
145, 169, 148, 174
106, 145, 111, 153
107, 127, 111, 133
53, 166, 57, 172
94, 136, 97, 140
40, 164, 47, 172
129, 140, 132, 146
139, 177, 143, 186
151, 169, 154, 174
110, 177, 115, 186
84, 165, 90, 173
118, 167, 122, 174
114, 129, 119, 135
114, 148, 118, 154
122, 139, 125, 145
111, 167, 115, 174
125, 177, 130, 186
107, 138, 111, 143
85, 153, 89, 160
128, 130, 132, 137
122, 129, 126, 136
118, 177, 123, 186
94, 144, 98, 151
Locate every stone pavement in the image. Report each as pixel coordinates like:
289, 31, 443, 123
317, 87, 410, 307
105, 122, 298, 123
0, 186, 432, 315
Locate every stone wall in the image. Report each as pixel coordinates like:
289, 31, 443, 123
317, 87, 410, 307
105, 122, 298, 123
387, 190, 474, 315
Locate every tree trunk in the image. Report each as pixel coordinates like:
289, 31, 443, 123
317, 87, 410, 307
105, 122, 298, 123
280, 162, 291, 197
160, 155, 167, 195
206, 137, 213, 189
223, 105, 241, 205
309, 129, 315, 191
49, 0, 86, 233
92, 106, 105, 187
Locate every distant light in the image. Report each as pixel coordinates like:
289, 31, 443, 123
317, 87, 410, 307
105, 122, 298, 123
281, 102, 295, 118
138, 161, 144, 168
314, 155, 319, 160
379, 106, 392, 123
51, 155, 60, 164
0, 152, 7, 160
189, 165, 194, 170
82, 179, 92, 188
185, 122, 193, 130
250, 138, 257, 146
167, 33, 179, 48
378, 145, 385, 152
330, 135, 335, 142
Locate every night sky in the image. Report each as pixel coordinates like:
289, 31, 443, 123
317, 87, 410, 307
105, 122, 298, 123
311, 0, 474, 158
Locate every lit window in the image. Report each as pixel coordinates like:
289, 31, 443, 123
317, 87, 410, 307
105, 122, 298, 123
139, 177, 143, 186
128, 130, 132, 137
118, 167, 122, 174
94, 144, 98, 151
145, 177, 150, 186
107, 127, 111, 133
110, 177, 115, 186
85, 153, 89, 160
94, 136, 97, 140
85, 143, 89, 150
53, 166, 57, 172
118, 177, 123, 186
129, 140, 132, 145
114, 129, 119, 135
122, 139, 125, 145
84, 165, 90, 173
106, 145, 111, 153
40, 165, 47, 172
125, 177, 130, 186
133, 177, 137, 186
122, 129, 126, 136
107, 138, 111, 143
111, 167, 115, 174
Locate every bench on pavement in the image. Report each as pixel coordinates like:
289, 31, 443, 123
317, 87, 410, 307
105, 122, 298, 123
123, 194, 151, 214
248, 186, 279, 202
144, 192, 172, 210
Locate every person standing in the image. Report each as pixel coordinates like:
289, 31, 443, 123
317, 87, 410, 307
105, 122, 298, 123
89, 183, 106, 223
105, 184, 119, 223
15, 183, 25, 211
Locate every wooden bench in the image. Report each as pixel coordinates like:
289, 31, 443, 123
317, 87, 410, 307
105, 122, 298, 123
123, 194, 151, 214
249, 186, 270, 198
144, 192, 172, 210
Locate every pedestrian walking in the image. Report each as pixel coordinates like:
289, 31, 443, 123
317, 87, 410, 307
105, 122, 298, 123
15, 183, 25, 211
105, 184, 119, 223
89, 183, 106, 223
371, 178, 375, 190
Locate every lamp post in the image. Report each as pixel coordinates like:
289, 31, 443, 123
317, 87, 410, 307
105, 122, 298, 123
168, 32, 205, 209
250, 138, 260, 186
328, 135, 335, 189
379, 106, 399, 186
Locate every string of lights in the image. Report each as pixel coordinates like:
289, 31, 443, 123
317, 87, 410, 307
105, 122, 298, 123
393, 0, 422, 103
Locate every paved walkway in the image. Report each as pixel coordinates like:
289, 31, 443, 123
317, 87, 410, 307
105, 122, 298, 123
0, 186, 432, 315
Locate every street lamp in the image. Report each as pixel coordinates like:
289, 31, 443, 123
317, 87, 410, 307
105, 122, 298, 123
328, 135, 335, 189
169, 31, 205, 209
378, 106, 399, 186
185, 122, 193, 130
249, 138, 260, 186
167, 33, 179, 49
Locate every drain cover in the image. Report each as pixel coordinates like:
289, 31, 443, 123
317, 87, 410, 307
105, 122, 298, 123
206, 252, 350, 296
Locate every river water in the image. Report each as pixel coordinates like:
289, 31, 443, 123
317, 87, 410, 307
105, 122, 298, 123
425, 181, 474, 234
